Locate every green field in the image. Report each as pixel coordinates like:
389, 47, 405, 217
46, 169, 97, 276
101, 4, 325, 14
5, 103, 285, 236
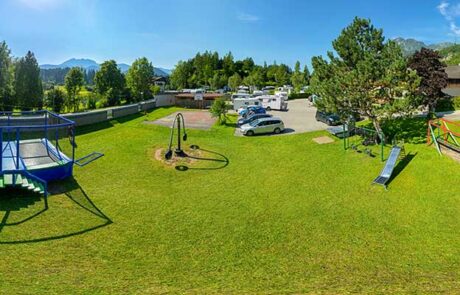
1, 108, 460, 293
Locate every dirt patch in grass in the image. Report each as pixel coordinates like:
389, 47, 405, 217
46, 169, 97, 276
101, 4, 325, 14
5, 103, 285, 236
313, 136, 335, 144
151, 147, 202, 167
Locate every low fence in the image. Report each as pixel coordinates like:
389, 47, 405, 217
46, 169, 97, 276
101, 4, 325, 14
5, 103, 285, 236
61, 95, 176, 127
50, 93, 215, 127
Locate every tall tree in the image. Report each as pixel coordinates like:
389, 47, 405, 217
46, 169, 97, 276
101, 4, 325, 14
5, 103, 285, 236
65, 67, 85, 112
45, 87, 66, 113
170, 60, 193, 89
310, 17, 420, 136
14, 51, 43, 110
0, 41, 14, 111
228, 73, 242, 91
408, 48, 448, 118
291, 61, 305, 92
126, 57, 154, 101
94, 60, 125, 106
303, 65, 311, 85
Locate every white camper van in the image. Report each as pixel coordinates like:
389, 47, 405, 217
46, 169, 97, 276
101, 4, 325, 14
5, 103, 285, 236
233, 98, 262, 111
231, 92, 251, 102
259, 94, 288, 111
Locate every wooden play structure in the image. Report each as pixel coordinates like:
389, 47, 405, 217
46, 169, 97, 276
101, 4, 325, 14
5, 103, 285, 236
427, 118, 460, 158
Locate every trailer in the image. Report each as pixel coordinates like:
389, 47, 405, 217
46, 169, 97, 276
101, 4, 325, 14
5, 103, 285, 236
232, 98, 262, 111
259, 94, 288, 111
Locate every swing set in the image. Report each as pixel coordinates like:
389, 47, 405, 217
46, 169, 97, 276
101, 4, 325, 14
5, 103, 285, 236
427, 118, 460, 155
342, 123, 386, 162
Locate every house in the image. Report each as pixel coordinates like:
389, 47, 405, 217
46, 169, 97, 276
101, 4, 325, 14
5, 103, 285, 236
443, 66, 460, 96
152, 76, 168, 92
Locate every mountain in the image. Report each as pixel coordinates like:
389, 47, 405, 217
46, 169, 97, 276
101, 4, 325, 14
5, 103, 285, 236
39, 58, 171, 76
393, 38, 454, 56
438, 45, 460, 66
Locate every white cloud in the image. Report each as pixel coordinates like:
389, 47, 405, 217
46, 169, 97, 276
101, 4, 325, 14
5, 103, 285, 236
237, 12, 260, 23
438, 1, 460, 35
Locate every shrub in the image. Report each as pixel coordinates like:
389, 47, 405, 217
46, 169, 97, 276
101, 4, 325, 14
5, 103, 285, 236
288, 92, 310, 100
210, 98, 229, 125
435, 97, 460, 112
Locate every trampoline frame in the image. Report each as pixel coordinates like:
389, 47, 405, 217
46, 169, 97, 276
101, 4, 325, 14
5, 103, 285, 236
0, 110, 76, 194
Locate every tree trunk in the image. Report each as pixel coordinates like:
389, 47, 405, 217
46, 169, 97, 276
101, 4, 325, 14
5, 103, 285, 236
427, 103, 436, 120
371, 117, 384, 143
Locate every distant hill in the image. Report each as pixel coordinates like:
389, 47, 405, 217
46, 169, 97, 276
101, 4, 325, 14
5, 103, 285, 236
438, 45, 460, 66
393, 38, 454, 57
40, 58, 171, 76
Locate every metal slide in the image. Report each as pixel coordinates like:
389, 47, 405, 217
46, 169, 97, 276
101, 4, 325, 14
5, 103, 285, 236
372, 146, 401, 189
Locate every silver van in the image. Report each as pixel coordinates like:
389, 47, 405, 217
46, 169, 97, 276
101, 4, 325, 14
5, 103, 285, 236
240, 117, 285, 136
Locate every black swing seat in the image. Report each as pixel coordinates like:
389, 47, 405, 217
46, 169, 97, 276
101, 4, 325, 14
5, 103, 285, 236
75, 152, 104, 167
372, 146, 401, 188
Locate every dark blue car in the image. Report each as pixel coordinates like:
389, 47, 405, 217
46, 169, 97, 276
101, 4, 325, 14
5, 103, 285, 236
239, 106, 266, 118
238, 113, 272, 126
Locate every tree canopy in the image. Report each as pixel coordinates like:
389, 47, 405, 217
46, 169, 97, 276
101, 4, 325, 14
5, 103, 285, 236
65, 67, 85, 112
310, 17, 420, 135
170, 51, 304, 91
408, 48, 448, 117
126, 57, 154, 102
0, 41, 14, 111
14, 51, 43, 110
95, 60, 125, 106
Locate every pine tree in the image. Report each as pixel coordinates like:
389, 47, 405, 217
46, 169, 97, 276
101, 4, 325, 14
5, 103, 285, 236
310, 17, 420, 136
14, 51, 43, 110
0, 41, 14, 111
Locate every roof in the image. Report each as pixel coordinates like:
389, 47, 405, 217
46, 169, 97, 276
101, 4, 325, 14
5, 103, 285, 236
175, 93, 223, 99
445, 66, 460, 79
442, 87, 460, 97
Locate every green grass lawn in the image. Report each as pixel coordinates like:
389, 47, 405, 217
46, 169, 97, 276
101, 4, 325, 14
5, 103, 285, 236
1, 107, 460, 293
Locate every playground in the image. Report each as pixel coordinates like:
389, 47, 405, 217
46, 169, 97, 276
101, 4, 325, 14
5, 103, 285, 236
0, 108, 460, 293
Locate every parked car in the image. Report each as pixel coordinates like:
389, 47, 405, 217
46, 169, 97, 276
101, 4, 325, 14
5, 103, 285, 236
237, 113, 272, 126
238, 105, 266, 117
315, 110, 340, 126
240, 117, 285, 136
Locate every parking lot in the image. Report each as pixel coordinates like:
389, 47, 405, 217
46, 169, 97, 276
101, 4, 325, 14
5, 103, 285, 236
235, 99, 329, 136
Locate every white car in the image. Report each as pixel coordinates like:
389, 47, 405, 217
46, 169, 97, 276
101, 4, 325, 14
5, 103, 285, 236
240, 117, 285, 136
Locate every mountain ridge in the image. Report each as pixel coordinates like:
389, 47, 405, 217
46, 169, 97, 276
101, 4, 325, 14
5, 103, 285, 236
393, 38, 455, 56
40, 58, 171, 76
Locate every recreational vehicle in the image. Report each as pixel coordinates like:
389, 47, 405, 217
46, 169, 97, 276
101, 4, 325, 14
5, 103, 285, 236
259, 94, 288, 111
231, 92, 252, 102
233, 97, 262, 111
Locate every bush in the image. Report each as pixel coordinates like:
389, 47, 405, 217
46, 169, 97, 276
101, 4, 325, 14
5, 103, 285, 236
288, 92, 310, 100
210, 98, 229, 125
87, 95, 97, 110
435, 97, 460, 112
45, 88, 66, 113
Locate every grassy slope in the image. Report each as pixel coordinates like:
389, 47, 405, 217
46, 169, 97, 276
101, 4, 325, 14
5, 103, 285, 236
1, 108, 459, 294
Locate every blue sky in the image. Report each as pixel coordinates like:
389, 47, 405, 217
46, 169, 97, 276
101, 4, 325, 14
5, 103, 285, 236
0, 0, 459, 69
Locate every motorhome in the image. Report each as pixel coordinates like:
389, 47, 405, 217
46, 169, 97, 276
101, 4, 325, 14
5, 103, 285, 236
231, 92, 252, 102
259, 94, 288, 111
233, 97, 262, 111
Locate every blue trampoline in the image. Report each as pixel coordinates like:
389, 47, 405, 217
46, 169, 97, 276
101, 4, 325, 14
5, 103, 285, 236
0, 110, 100, 196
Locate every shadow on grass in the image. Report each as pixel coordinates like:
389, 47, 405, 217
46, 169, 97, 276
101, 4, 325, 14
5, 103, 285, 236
361, 117, 428, 144
386, 152, 417, 187
0, 178, 112, 244
0, 190, 47, 232
175, 147, 229, 171
76, 113, 144, 136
